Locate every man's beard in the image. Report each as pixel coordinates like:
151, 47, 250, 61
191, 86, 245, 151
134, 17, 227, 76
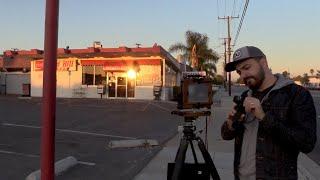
244, 65, 265, 90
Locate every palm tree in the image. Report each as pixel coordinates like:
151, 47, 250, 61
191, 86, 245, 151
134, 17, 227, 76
301, 73, 310, 85
282, 70, 290, 78
310, 69, 314, 76
169, 30, 219, 78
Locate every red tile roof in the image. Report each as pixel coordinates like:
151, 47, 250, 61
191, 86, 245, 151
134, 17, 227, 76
3, 57, 30, 68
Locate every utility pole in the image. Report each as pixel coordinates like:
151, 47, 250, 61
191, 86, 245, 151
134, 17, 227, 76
41, 0, 59, 180
218, 16, 238, 96
219, 38, 228, 90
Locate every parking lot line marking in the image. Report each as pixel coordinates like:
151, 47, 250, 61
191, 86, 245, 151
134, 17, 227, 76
0, 150, 39, 158
0, 149, 97, 166
78, 161, 96, 166
2, 123, 137, 140
141, 102, 151, 111
150, 102, 171, 112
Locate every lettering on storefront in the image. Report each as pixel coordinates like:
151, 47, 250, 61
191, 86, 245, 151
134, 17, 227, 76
34, 59, 77, 71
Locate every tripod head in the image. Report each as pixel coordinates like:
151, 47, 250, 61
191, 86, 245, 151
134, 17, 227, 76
171, 109, 211, 139
171, 109, 211, 120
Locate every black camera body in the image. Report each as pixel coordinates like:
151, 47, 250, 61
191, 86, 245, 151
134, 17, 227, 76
232, 94, 248, 129
233, 95, 246, 115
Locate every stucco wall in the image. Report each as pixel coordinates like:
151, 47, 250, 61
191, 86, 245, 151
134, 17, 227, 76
31, 60, 82, 97
135, 86, 154, 100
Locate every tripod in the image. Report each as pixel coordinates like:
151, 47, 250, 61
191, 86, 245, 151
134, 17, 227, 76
168, 110, 220, 180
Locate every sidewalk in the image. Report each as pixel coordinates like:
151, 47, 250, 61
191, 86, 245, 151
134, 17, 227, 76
134, 90, 320, 180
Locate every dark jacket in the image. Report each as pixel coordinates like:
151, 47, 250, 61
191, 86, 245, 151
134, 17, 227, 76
221, 75, 317, 180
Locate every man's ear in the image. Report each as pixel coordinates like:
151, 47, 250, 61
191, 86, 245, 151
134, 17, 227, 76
260, 58, 268, 68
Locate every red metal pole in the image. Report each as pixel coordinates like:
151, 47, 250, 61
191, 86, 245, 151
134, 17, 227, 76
41, 0, 59, 180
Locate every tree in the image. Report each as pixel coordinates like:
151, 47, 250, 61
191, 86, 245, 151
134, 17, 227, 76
292, 75, 302, 82
169, 30, 219, 78
310, 69, 314, 76
213, 74, 224, 85
301, 73, 310, 85
282, 71, 290, 78
316, 70, 320, 78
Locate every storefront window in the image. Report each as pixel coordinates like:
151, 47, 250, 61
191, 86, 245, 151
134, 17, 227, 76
165, 65, 177, 87
82, 66, 94, 85
82, 66, 106, 85
136, 65, 161, 86
95, 66, 106, 85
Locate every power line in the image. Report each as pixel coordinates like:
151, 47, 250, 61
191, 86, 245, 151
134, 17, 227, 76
231, 0, 237, 16
216, 0, 220, 18
231, 0, 240, 38
237, 0, 245, 16
224, 0, 227, 17
216, 0, 221, 46
233, 0, 250, 46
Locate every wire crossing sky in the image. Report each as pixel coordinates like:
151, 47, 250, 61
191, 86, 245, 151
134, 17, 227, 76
0, 0, 319, 77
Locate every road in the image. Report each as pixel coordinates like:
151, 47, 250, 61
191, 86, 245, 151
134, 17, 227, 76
308, 91, 320, 165
0, 97, 183, 180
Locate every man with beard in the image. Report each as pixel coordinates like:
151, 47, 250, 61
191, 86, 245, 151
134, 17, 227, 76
221, 46, 317, 180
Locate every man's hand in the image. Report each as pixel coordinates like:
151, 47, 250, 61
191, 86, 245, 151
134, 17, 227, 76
243, 97, 265, 120
226, 106, 245, 130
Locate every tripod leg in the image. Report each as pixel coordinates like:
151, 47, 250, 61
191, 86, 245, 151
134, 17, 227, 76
189, 140, 198, 164
197, 137, 221, 180
171, 137, 189, 180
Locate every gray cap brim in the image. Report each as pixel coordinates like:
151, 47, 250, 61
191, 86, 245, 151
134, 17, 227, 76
224, 58, 248, 72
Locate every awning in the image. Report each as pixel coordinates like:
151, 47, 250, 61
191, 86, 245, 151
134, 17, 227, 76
103, 61, 128, 71
80, 59, 161, 71
80, 60, 105, 66
80, 59, 161, 66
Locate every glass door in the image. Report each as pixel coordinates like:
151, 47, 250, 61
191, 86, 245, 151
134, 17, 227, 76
116, 76, 126, 97
127, 79, 135, 98
108, 75, 116, 97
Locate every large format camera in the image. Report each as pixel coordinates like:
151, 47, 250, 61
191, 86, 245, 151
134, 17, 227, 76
168, 71, 220, 180
177, 71, 213, 110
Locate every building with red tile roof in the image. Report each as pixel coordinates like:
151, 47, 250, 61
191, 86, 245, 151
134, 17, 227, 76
2, 42, 181, 99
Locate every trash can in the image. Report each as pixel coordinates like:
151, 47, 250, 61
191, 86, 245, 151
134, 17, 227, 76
22, 84, 31, 97
153, 85, 162, 100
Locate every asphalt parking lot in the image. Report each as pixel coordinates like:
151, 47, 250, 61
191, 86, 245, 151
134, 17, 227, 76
0, 97, 183, 180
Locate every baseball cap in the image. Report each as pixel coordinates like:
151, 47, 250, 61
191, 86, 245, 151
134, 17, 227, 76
225, 46, 265, 72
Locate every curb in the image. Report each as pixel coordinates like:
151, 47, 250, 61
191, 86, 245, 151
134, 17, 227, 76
25, 156, 78, 180
17, 96, 32, 100
108, 139, 159, 149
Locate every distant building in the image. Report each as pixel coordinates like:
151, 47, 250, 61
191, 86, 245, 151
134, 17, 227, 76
0, 50, 31, 95
293, 75, 320, 88
1, 43, 181, 100
308, 76, 320, 88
